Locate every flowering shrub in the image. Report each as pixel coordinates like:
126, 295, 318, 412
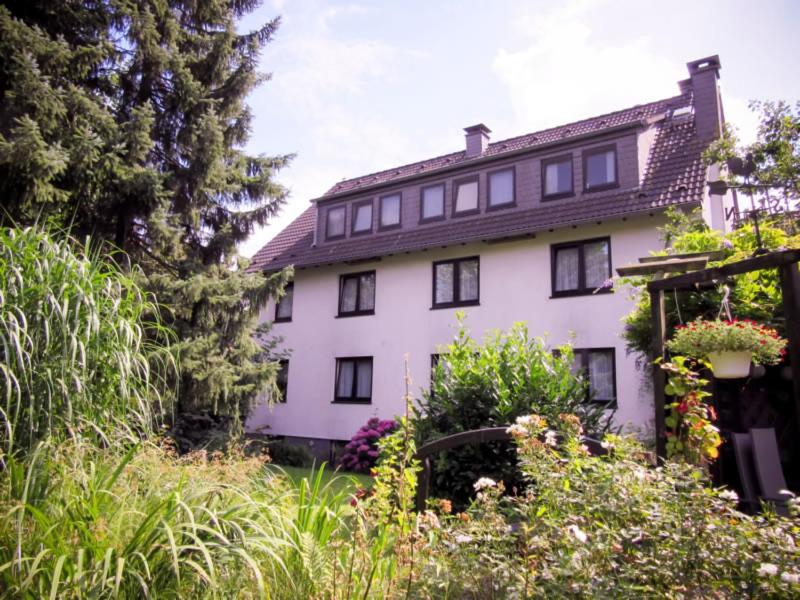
666, 318, 787, 365
339, 417, 398, 473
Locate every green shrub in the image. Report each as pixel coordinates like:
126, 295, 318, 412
267, 439, 315, 467
0, 227, 174, 455
414, 316, 607, 506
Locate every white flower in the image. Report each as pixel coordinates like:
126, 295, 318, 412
454, 534, 473, 544
506, 424, 527, 437
781, 572, 800, 585
473, 477, 497, 491
544, 430, 558, 447
567, 524, 587, 544
517, 415, 534, 426
718, 489, 739, 502
757, 563, 779, 577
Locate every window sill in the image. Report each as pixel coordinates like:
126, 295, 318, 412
452, 208, 480, 218
332, 399, 372, 405
431, 300, 480, 310
486, 201, 516, 212
550, 288, 613, 299
541, 191, 575, 202
378, 223, 402, 232
325, 234, 346, 242
350, 228, 373, 237
273, 317, 292, 323
583, 182, 619, 194
336, 310, 376, 318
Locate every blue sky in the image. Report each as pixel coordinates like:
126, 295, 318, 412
238, 0, 800, 257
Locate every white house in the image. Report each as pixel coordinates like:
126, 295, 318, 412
246, 56, 732, 458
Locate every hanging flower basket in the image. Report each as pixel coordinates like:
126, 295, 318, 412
666, 319, 788, 379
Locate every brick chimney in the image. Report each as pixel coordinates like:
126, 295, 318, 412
686, 55, 723, 142
464, 124, 491, 157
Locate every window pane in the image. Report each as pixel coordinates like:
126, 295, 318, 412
588, 351, 614, 401
455, 180, 478, 213
435, 263, 454, 304
586, 150, 616, 188
356, 359, 372, 398
459, 259, 479, 301
545, 159, 572, 195
277, 360, 289, 402
327, 207, 345, 237
584, 241, 610, 288
422, 185, 444, 219
353, 203, 372, 232
489, 170, 514, 206
337, 360, 354, 398
340, 277, 358, 313
358, 273, 375, 311
554, 247, 580, 291
381, 194, 401, 227
276, 284, 293, 319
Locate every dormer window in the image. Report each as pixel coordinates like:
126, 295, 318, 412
420, 183, 445, 222
453, 176, 479, 216
488, 167, 515, 209
326, 206, 346, 240
379, 193, 401, 230
542, 154, 574, 200
352, 200, 373, 235
583, 145, 618, 191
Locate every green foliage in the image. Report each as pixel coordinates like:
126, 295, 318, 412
666, 318, 787, 365
266, 439, 315, 468
414, 315, 607, 505
0, 226, 173, 456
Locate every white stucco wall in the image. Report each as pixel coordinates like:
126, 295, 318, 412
247, 214, 668, 442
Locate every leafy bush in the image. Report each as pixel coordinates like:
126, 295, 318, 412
340, 417, 398, 473
414, 316, 607, 505
0, 227, 173, 456
667, 318, 787, 365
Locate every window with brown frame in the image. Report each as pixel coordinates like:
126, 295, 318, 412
432, 256, 479, 308
570, 348, 617, 405
351, 200, 373, 235
453, 176, 479, 216
276, 359, 289, 403
274, 282, 293, 322
420, 183, 445, 222
583, 145, 618, 191
487, 167, 515, 209
334, 357, 373, 403
338, 271, 376, 316
379, 193, 402, 230
542, 154, 574, 199
326, 205, 346, 240
551, 237, 612, 297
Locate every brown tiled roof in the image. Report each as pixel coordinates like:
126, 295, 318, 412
248, 99, 708, 274
322, 93, 690, 198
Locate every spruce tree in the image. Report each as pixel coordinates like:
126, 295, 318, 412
0, 0, 293, 427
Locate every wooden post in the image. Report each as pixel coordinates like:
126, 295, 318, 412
650, 286, 668, 459
779, 262, 800, 435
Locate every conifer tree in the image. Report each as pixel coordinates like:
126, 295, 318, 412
0, 0, 292, 424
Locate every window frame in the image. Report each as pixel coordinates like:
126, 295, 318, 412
431, 256, 480, 309
541, 153, 575, 201
274, 282, 294, 322
582, 144, 619, 193
333, 356, 373, 404
337, 270, 376, 317
487, 166, 516, 211
378, 192, 402, 231
572, 347, 617, 406
276, 359, 289, 403
419, 182, 446, 224
452, 175, 480, 217
350, 199, 374, 236
550, 236, 613, 298
325, 205, 347, 241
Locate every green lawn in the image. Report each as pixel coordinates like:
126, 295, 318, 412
265, 463, 373, 495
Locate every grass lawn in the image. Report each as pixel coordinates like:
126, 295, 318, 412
265, 463, 373, 495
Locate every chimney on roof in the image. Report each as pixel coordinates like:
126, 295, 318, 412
686, 55, 723, 142
464, 123, 491, 157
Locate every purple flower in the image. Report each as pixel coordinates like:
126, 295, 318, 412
722, 239, 734, 249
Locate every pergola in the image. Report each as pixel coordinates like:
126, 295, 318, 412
617, 249, 800, 458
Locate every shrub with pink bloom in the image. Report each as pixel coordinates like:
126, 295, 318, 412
339, 417, 398, 473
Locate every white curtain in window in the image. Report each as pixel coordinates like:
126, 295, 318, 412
586, 150, 615, 188
459, 260, 479, 301
455, 181, 478, 212
353, 204, 372, 231
546, 160, 572, 195
381, 194, 401, 226
584, 241, 610, 288
276, 285, 293, 319
356, 360, 372, 398
604, 150, 615, 183
422, 185, 444, 219
555, 247, 580, 291
588, 351, 614, 401
327, 207, 345, 236
341, 278, 358, 312
489, 170, 513, 206
337, 361, 354, 398
435, 263, 454, 304
359, 273, 375, 310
